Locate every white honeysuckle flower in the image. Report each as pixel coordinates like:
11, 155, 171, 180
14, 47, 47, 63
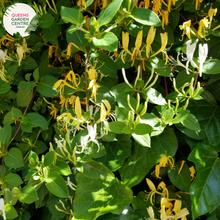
0, 50, 13, 63
198, 43, 208, 77
77, 124, 100, 154
57, 135, 64, 148
0, 198, 6, 220
185, 40, 197, 74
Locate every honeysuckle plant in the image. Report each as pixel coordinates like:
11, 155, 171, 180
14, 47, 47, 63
1, 0, 220, 219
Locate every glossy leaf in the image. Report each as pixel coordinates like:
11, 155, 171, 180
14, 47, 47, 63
109, 121, 126, 134
188, 144, 220, 219
45, 171, 69, 198
142, 88, 167, 105
132, 133, 151, 147
18, 186, 38, 204
4, 173, 23, 189
133, 123, 153, 135
97, 134, 132, 171
97, 0, 123, 27
203, 59, 220, 74
120, 127, 178, 187
73, 161, 133, 220
131, 8, 162, 26
61, 6, 84, 26
93, 32, 118, 52
181, 113, 200, 131
37, 75, 58, 97
168, 161, 191, 192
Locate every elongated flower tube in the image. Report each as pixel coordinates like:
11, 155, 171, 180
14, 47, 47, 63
185, 40, 197, 74
152, 0, 161, 15
208, 8, 217, 27
195, 0, 203, 10
121, 32, 132, 63
131, 30, 143, 65
0, 50, 13, 63
146, 26, 156, 58
197, 18, 210, 38
180, 20, 196, 40
146, 207, 158, 220
198, 43, 208, 77
0, 198, 6, 220
150, 32, 168, 57
160, 10, 169, 29
75, 96, 82, 130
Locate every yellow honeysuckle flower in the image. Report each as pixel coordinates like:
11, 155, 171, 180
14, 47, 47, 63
173, 200, 189, 219
66, 70, 81, 87
84, 15, 90, 30
88, 79, 101, 102
48, 106, 58, 120
57, 112, 75, 132
16, 38, 32, 66
131, 30, 143, 65
197, 18, 210, 38
146, 207, 158, 220
146, 26, 156, 58
189, 166, 196, 181
155, 154, 174, 178
195, 0, 203, 10
160, 10, 169, 29
75, 96, 82, 130
160, 198, 173, 212
150, 32, 168, 58
134, 30, 143, 53
102, 0, 107, 9
59, 96, 69, 110
88, 68, 98, 80
152, 0, 162, 15
121, 32, 132, 63
208, 8, 217, 27
67, 42, 81, 57
146, 178, 166, 205
69, 95, 77, 108
97, 99, 111, 134
77, 0, 86, 7
180, 20, 196, 40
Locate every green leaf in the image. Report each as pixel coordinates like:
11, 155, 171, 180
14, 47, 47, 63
21, 113, 48, 132
5, 148, 24, 168
0, 82, 11, 94
115, 106, 129, 122
18, 186, 38, 204
172, 110, 189, 124
0, 100, 10, 111
0, 125, 12, 149
181, 113, 200, 130
37, 75, 58, 97
39, 13, 55, 28
93, 32, 118, 52
16, 86, 34, 107
146, 57, 173, 77
61, 6, 84, 26
142, 88, 167, 105
11, 107, 22, 118
168, 161, 191, 192
53, 161, 72, 176
161, 109, 175, 124
108, 121, 126, 134
5, 204, 18, 219
22, 57, 38, 71
120, 127, 177, 188
97, 0, 123, 27
188, 100, 220, 146
203, 59, 220, 74
73, 161, 133, 220
188, 144, 220, 219
97, 134, 132, 171
66, 29, 88, 53
133, 123, 153, 135
46, 171, 69, 198
132, 133, 151, 147
5, 173, 23, 189
44, 151, 55, 167
43, 22, 60, 42
131, 8, 162, 26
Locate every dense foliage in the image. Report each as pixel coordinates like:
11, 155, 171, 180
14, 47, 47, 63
1, 0, 220, 219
